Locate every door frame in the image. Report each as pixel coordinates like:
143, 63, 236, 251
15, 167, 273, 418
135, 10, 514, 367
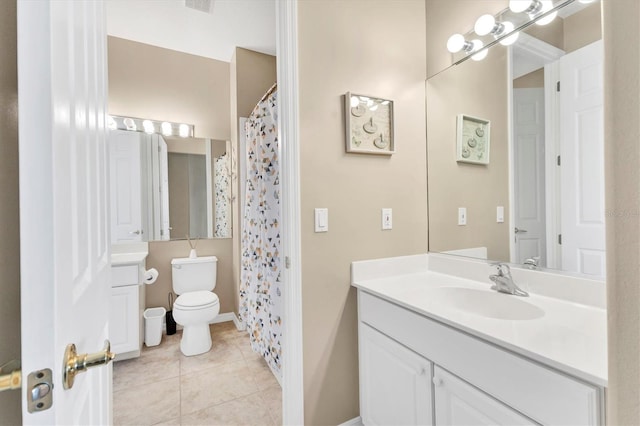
276, 1, 305, 424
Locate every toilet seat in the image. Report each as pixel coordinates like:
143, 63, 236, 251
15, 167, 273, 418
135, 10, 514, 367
174, 291, 219, 311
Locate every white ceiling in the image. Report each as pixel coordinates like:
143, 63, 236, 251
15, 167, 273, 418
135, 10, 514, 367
106, 0, 276, 63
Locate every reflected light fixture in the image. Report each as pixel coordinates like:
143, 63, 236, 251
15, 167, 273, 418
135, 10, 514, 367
474, 14, 520, 46
470, 40, 488, 61
350, 96, 359, 108
535, 0, 558, 26
447, 33, 475, 54
107, 115, 117, 130
161, 122, 172, 136
142, 119, 154, 134
123, 118, 136, 131
509, 0, 543, 14
179, 124, 190, 138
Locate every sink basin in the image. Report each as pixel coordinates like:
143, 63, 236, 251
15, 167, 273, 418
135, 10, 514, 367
429, 287, 545, 321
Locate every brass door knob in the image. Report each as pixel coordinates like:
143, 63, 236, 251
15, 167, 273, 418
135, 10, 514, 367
63, 340, 115, 390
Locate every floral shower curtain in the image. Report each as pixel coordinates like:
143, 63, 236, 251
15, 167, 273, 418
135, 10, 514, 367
214, 153, 231, 238
240, 85, 282, 377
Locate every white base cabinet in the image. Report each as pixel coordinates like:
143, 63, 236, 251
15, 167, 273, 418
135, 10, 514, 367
433, 367, 535, 426
360, 324, 433, 426
357, 290, 604, 426
110, 263, 145, 360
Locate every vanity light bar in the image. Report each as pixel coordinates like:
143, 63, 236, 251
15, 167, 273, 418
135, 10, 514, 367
446, 0, 575, 65
108, 115, 195, 138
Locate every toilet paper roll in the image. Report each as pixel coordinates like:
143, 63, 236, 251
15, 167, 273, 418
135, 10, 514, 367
143, 268, 159, 285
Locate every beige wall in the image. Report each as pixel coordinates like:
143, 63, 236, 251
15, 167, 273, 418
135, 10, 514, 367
427, 48, 510, 261
514, 68, 544, 88
229, 48, 277, 313
0, 1, 21, 423
604, 1, 640, 424
108, 37, 235, 312
564, 2, 602, 53
108, 36, 230, 139
298, 1, 427, 423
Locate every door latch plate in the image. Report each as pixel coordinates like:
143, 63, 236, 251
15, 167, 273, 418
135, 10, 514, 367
27, 369, 53, 413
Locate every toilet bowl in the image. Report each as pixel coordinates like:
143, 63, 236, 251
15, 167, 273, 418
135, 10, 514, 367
173, 291, 220, 356
171, 256, 220, 356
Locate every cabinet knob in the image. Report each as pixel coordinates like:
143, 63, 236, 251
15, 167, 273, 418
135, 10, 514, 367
433, 376, 443, 387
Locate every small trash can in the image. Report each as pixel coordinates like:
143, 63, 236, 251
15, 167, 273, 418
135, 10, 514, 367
143, 307, 166, 347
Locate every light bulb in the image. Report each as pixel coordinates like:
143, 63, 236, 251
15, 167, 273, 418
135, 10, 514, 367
142, 120, 154, 134
470, 40, 488, 61
447, 33, 466, 53
123, 118, 136, 131
179, 124, 189, 138
509, 0, 533, 13
499, 22, 520, 46
536, 1, 557, 25
370, 104, 379, 111
107, 115, 117, 130
350, 96, 359, 108
381, 100, 390, 105
161, 122, 172, 136
474, 14, 496, 36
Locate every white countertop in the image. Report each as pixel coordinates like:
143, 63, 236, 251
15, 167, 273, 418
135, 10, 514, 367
353, 270, 607, 387
111, 252, 148, 266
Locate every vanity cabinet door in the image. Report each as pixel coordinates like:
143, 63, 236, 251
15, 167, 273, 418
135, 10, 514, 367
433, 367, 536, 426
360, 324, 433, 426
110, 285, 140, 355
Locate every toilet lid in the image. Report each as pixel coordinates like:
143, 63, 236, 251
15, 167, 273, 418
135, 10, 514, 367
174, 291, 219, 309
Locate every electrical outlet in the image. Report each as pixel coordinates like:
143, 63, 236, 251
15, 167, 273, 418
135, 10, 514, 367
382, 208, 392, 230
458, 207, 467, 226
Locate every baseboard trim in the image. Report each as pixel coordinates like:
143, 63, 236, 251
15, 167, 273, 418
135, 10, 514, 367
163, 311, 241, 333
339, 416, 363, 426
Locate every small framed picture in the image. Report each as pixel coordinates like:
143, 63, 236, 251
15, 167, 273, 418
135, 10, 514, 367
456, 114, 490, 165
344, 92, 394, 155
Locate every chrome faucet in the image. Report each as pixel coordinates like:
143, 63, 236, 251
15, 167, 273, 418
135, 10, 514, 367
523, 256, 540, 269
489, 263, 529, 297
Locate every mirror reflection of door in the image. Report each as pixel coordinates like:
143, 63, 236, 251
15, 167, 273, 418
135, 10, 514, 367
511, 35, 604, 278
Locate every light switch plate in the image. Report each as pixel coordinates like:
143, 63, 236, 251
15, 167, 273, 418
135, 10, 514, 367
382, 208, 392, 230
458, 207, 467, 226
497, 206, 504, 223
315, 208, 328, 232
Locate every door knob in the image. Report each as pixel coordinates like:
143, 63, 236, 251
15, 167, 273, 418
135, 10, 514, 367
63, 340, 115, 390
514, 227, 528, 234
129, 230, 142, 235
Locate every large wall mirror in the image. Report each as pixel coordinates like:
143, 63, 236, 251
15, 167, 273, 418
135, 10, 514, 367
427, 0, 604, 279
109, 117, 232, 242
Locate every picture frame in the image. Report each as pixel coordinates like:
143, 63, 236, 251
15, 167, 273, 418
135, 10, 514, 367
344, 92, 394, 155
456, 114, 490, 165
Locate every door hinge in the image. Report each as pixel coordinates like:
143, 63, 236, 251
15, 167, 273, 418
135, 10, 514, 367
557, 155, 561, 166
558, 234, 562, 245
556, 81, 561, 92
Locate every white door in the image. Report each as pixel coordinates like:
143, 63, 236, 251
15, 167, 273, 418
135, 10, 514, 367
359, 324, 433, 426
559, 40, 605, 278
17, 1, 112, 424
109, 130, 144, 242
513, 88, 546, 266
433, 367, 535, 425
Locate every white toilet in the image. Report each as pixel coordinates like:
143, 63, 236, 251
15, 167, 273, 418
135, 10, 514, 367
171, 256, 220, 356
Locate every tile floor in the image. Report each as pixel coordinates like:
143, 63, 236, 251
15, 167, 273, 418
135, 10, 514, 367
113, 321, 282, 426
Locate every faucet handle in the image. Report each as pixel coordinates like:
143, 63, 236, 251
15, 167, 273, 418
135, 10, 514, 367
490, 262, 512, 278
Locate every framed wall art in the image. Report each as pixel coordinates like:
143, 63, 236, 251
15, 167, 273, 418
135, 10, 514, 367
456, 114, 490, 165
344, 92, 394, 155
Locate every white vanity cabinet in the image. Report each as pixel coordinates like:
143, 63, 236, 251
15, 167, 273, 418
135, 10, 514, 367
357, 290, 605, 426
359, 323, 433, 426
110, 259, 146, 360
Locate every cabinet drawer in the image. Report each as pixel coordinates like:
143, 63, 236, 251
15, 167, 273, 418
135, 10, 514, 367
358, 291, 603, 425
111, 264, 140, 287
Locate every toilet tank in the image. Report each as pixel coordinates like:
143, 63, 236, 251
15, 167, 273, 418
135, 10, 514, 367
171, 256, 218, 294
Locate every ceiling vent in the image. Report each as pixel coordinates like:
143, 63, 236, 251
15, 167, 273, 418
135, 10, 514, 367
185, 0, 214, 14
